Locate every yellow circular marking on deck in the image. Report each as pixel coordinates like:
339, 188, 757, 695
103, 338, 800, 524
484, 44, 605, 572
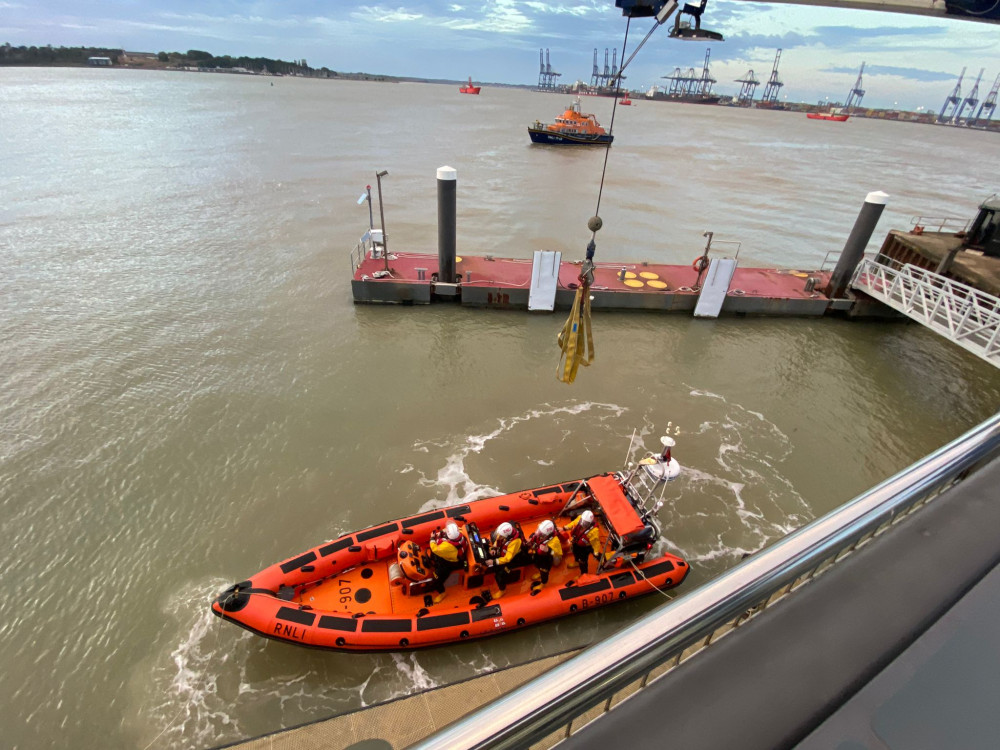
647, 280, 668, 289
456, 256, 463, 263
624, 271, 637, 279
624, 279, 645, 288
639, 271, 660, 280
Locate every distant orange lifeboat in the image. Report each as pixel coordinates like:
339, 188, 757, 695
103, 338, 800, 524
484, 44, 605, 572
213, 436, 689, 651
528, 97, 614, 146
460, 77, 481, 95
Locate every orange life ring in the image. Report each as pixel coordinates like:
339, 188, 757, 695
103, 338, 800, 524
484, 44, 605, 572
692, 257, 709, 273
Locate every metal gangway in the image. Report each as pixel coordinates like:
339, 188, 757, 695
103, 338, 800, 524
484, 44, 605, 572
851, 255, 1000, 368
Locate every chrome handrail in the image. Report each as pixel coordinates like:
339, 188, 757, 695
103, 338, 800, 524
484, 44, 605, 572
710, 239, 742, 260
413, 412, 1000, 750
350, 242, 365, 274
819, 250, 840, 272
909, 215, 970, 233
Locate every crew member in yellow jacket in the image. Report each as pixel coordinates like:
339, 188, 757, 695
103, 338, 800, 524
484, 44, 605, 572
528, 519, 563, 591
429, 522, 467, 604
563, 510, 602, 575
489, 522, 527, 600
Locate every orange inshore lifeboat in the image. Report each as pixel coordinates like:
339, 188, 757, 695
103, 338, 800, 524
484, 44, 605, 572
528, 97, 614, 146
213, 439, 689, 651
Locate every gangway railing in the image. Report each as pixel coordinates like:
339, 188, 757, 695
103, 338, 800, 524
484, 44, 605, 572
909, 215, 971, 233
413, 412, 1000, 750
851, 255, 1000, 367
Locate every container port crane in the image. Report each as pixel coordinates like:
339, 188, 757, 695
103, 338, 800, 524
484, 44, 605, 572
969, 73, 999, 129
538, 48, 561, 90
938, 67, 965, 123
954, 67, 984, 124
735, 69, 759, 106
845, 62, 865, 112
591, 48, 624, 90
760, 49, 784, 106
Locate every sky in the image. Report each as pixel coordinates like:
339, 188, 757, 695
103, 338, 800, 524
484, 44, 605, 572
2, 1, 999, 109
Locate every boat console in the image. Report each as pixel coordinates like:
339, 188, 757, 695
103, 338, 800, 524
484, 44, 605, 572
465, 521, 491, 566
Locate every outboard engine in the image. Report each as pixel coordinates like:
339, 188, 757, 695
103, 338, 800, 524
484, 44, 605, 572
396, 540, 436, 595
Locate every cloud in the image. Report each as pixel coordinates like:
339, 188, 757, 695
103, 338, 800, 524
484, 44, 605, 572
521, 1, 602, 17
368, 7, 424, 23
825, 64, 959, 82
442, 0, 532, 33
813, 24, 947, 38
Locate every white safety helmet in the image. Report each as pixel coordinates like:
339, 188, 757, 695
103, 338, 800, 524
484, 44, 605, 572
445, 522, 461, 541
495, 522, 514, 540
579, 510, 595, 527
537, 520, 555, 538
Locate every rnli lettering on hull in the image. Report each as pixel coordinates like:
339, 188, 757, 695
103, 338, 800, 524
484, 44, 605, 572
274, 622, 308, 641
528, 130, 613, 146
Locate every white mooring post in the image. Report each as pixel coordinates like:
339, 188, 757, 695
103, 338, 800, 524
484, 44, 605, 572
825, 191, 889, 299
437, 166, 457, 284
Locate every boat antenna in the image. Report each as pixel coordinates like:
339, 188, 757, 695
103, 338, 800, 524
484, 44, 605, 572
358, 185, 374, 230
625, 428, 637, 463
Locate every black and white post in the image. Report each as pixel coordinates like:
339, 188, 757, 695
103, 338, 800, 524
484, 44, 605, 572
825, 190, 889, 299
437, 166, 457, 284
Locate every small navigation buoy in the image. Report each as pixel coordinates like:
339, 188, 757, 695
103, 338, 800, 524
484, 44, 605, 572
660, 435, 676, 462
640, 433, 682, 483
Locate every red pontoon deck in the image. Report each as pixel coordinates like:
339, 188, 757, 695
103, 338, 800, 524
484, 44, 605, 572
351, 244, 850, 316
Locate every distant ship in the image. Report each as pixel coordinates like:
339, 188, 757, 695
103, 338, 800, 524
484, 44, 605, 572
528, 98, 614, 146
645, 86, 719, 106
807, 111, 849, 122
459, 77, 481, 95
644, 85, 718, 105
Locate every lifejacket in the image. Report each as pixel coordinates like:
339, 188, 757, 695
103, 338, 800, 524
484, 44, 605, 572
569, 518, 601, 553
529, 531, 563, 559
493, 526, 526, 565
430, 535, 466, 563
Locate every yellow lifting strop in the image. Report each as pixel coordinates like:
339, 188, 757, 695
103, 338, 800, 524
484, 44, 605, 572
557, 277, 594, 384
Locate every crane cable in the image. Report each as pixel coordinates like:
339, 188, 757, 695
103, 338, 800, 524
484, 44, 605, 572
557, 16, 633, 383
